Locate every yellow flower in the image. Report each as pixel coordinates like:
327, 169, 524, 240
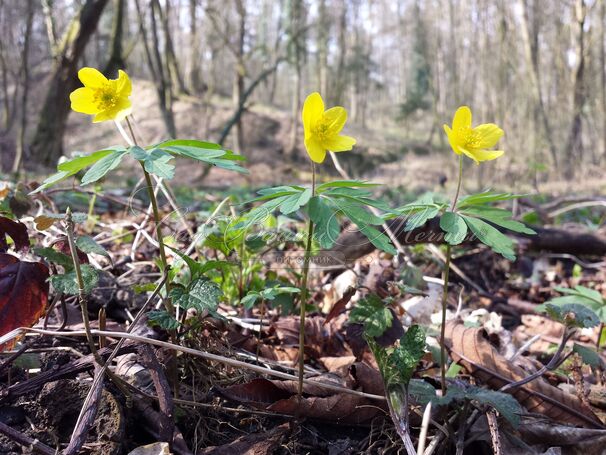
70, 67, 132, 123
302, 92, 356, 164
443, 106, 504, 164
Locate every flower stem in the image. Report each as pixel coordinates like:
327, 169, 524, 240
440, 154, 464, 393
124, 116, 173, 314
298, 163, 316, 399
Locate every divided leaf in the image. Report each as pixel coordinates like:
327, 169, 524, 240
49, 264, 99, 295
81, 149, 129, 185
440, 211, 468, 245
308, 196, 340, 249
350, 294, 393, 338
169, 277, 223, 313
461, 215, 516, 260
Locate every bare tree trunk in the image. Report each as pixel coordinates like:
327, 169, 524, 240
159, 0, 188, 95
103, 0, 125, 77
287, 0, 304, 156
29, 0, 110, 167
317, 0, 328, 96
233, 0, 246, 152
564, 0, 586, 179
331, 0, 347, 106
41, 0, 58, 58
12, 0, 34, 174
188, 0, 205, 93
517, 0, 559, 169
601, 0, 606, 161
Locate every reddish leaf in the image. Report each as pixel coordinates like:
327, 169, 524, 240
324, 286, 356, 324
0, 216, 29, 252
53, 239, 89, 264
0, 253, 49, 350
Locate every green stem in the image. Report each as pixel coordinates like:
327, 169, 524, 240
298, 163, 316, 399
125, 116, 173, 314
440, 154, 464, 393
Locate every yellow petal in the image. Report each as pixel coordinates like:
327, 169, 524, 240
459, 147, 480, 164
472, 123, 504, 149
324, 134, 356, 152
70, 87, 100, 114
472, 149, 504, 162
452, 106, 472, 131
117, 69, 132, 97
302, 92, 324, 137
443, 125, 462, 155
323, 106, 347, 135
304, 137, 326, 163
78, 67, 108, 88
93, 99, 132, 123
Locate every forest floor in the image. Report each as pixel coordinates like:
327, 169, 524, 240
1, 79, 606, 454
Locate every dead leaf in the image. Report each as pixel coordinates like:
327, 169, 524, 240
324, 286, 356, 324
0, 216, 29, 252
127, 443, 171, 455
445, 321, 604, 428
0, 253, 49, 350
199, 423, 288, 455
0, 185, 9, 200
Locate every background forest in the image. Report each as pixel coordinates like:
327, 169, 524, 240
1, 0, 605, 193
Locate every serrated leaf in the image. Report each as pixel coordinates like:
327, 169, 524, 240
279, 188, 312, 214
315, 180, 380, 192
129, 146, 175, 179
350, 294, 393, 338
358, 224, 397, 255
338, 201, 384, 226
460, 206, 535, 235
76, 236, 109, 258
544, 303, 600, 328
81, 150, 129, 185
49, 264, 98, 295
573, 343, 604, 368
462, 215, 516, 260
457, 191, 526, 208
440, 211, 468, 245
390, 325, 426, 384
148, 309, 180, 330
238, 195, 291, 230
169, 277, 223, 313
34, 247, 73, 269
160, 140, 248, 174
308, 196, 340, 249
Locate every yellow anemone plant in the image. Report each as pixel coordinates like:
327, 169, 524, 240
70, 67, 132, 123
443, 106, 504, 165
302, 92, 356, 164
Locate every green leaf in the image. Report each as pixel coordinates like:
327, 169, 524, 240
241, 292, 260, 309
440, 212, 468, 245
130, 146, 175, 179
34, 247, 73, 269
390, 325, 426, 384
338, 201, 384, 226
544, 303, 600, 328
315, 180, 380, 192
148, 310, 180, 330
160, 139, 248, 174
76, 236, 109, 258
358, 224, 397, 255
81, 150, 129, 185
457, 191, 526, 208
238, 195, 291, 230
460, 206, 535, 235
308, 196, 340, 249
573, 343, 604, 368
280, 188, 312, 214
58, 147, 125, 173
49, 264, 99, 295
350, 294, 393, 338
169, 277, 223, 313
461, 215, 516, 260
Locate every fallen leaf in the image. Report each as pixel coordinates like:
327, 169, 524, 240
0, 216, 29, 252
445, 321, 604, 428
324, 286, 356, 324
127, 443, 171, 455
34, 214, 59, 231
199, 423, 288, 454
0, 253, 49, 350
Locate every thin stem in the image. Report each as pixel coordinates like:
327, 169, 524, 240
597, 323, 604, 350
298, 162, 316, 399
122, 116, 173, 314
440, 244, 451, 393
440, 154, 464, 393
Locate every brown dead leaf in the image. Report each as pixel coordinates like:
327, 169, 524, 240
324, 286, 356, 325
199, 423, 288, 455
0, 216, 29, 252
445, 321, 604, 428
0, 253, 49, 350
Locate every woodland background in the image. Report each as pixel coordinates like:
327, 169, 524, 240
0, 0, 605, 192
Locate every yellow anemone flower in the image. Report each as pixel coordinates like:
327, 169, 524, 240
70, 67, 132, 123
302, 92, 356, 164
443, 106, 504, 164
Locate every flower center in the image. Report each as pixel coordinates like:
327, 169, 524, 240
312, 117, 332, 141
458, 127, 481, 149
93, 84, 118, 110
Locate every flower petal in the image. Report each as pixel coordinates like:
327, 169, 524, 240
70, 87, 100, 114
302, 92, 324, 138
323, 106, 347, 135
93, 99, 132, 123
78, 67, 108, 88
324, 134, 356, 152
459, 147, 480, 164
472, 123, 504, 149
443, 125, 462, 155
471, 149, 504, 162
452, 106, 472, 132
304, 137, 327, 163
116, 70, 132, 97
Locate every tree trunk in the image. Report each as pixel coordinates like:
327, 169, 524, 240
103, 0, 126, 77
29, 0, 109, 167
41, 0, 58, 58
188, 0, 205, 93
12, 0, 34, 174
159, 0, 188, 95
233, 0, 246, 152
